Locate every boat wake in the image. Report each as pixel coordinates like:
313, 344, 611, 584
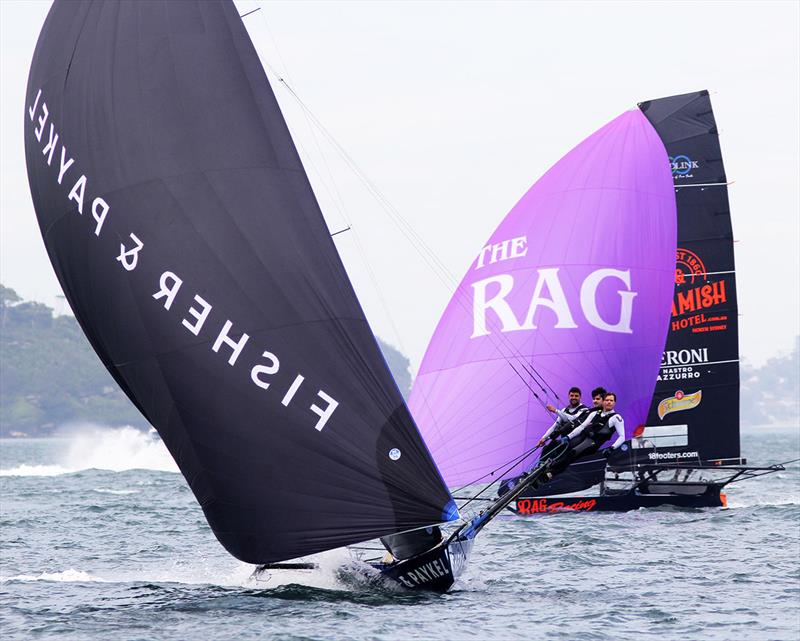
0, 426, 178, 476
0, 550, 370, 593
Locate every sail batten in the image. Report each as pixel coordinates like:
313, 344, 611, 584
25, 0, 454, 564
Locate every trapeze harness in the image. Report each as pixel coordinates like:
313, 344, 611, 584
548, 410, 622, 475
570, 410, 620, 458
541, 403, 589, 459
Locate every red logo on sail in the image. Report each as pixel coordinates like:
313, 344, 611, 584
675, 248, 706, 285
671, 249, 729, 334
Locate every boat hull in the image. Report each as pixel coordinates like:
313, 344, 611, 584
511, 484, 725, 514
377, 536, 474, 593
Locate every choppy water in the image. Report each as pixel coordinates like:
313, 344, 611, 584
1, 425, 798, 640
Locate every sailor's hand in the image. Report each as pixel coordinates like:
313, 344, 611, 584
537, 438, 546, 447
546, 404, 557, 413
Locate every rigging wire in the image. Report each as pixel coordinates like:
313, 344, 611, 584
241, 5, 410, 357
452, 442, 542, 497
239, 5, 562, 409
454, 440, 570, 513
239, 7, 571, 490
268, 67, 560, 410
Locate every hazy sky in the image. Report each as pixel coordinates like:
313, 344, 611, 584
1, 0, 798, 372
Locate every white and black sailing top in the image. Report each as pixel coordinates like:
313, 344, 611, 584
567, 410, 626, 449
555, 405, 595, 425
542, 404, 588, 440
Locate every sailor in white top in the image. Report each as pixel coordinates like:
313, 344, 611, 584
545, 392, 627, 477
539, 387, 586, 447
566, 392, 626, 457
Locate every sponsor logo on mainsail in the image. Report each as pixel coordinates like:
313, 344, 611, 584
657, 390, 702, 420
658, 348, 708, 381
675, 248, 705, 285
661, 348, 708, 366
470, 236, 638, 338
670, 155, 699, 179
671, 248, 729, 334
28, 89, 340, 434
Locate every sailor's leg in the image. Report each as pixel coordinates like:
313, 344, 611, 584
547, 438, 579, 476
570, 437, 598, 460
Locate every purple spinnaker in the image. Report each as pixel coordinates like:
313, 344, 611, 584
409, 110, 677, 488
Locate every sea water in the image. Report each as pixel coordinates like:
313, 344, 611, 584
1, 425, 798, 640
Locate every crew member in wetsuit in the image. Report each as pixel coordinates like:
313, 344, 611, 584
549, 392, 626, 476
538, 387, 606, 460
538, 387, 587, 459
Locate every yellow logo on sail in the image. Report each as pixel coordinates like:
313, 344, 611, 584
658, 389, 702, 420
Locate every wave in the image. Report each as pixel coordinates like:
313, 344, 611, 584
91, 488, 140, 495
0, 569, 105, 583
0, 426, 179, 476
0, 464, 72, 477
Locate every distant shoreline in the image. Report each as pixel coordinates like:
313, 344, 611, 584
3, 422, 798, 440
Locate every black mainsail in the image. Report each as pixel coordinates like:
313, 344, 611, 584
24, 0, 456, 564
639, 90, 740, 462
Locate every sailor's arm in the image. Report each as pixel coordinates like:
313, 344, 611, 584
609, 415, 626, 449
554, 408, 573, 423
567, 412, 595, 440
539, 419, 561, 443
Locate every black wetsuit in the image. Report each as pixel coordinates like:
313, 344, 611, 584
549, 410, 624, 475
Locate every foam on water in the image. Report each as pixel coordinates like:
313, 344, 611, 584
0, 569, 105, 583
0, 464, 72, 477
0, 426, 178, 476
91, 488, 140, 495
1, 551, 364, 592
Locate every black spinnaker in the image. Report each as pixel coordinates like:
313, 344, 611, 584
24, 0, 456, 564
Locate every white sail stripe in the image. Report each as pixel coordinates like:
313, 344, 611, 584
660, 359, 739, 369
674, 181, 731, 188
686, 270, 736, 276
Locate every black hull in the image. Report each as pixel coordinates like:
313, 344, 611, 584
512, 484, 725, 514
502, 460, 785, 515
376, 536, 474, 593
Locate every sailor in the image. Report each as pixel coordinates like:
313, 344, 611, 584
548, 392, 626, 475
538, 387, 587, 458
564, 386, 605, 424
538, 387, 608, 459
